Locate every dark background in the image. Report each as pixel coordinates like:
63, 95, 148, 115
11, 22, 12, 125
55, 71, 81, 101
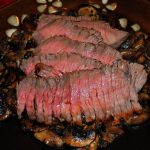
0, 116, 150, 150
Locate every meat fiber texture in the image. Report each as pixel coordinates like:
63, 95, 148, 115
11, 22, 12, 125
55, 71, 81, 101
33, 19, 103, 45
17, 60, 147, 125
35, 14, 128, 48
21, 53, 103, 75
17, 15, 147, 126
33, 36, 122, 65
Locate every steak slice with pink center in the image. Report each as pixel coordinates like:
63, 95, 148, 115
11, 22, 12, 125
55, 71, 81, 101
36, 14, 128, 48
33, 36, 121, 65
33, 19, 102, 45
17, 60, 147, 125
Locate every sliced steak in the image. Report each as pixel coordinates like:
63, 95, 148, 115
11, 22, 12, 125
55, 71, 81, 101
36, 14, 128, 48
33, 19, 102, 45
21, 53, 102, 75
33, 36, 122, 65
37, 14, 93, 30
17, 60, 147, 125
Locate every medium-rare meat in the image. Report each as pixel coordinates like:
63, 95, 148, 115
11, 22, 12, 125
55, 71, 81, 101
33, 36, 122, 65
32, 19, 102, 45
21, 53, 103, 75
36, 14, 128, 48
17, 60, 147, 125
37, 14, 93, 29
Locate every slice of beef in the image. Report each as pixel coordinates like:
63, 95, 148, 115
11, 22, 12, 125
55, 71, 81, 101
37, 14, 93, 30
36, 14, 128, 48
33, 36, 121, 65
17, 60, 147, 124
21, 53, 102, 75
32, 19, 102, 45
74, 21, 128, 48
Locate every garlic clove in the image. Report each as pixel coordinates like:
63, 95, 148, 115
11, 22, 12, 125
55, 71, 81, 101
52, 0, 63, 8
37, 4, 47, 13
102, 0, 109, 5
36, 0, 47, 4
48, 0, 53, 2
102, 8, 107, 12
119, 18, 128, 29
48, 6, 58, 14
106, 3, 117, 11
131, 24, 141, 32
7, 15, 20, 27
5, 28, 17, 37
21, 14, 28, 23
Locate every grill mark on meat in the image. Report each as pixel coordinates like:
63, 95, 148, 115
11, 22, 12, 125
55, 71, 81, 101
17, 78, 31, 118
105, 68, 113, 117
95, 74, 105, 120
45, 79, 56, 124
110, 67, 116, 117
42, 80, 48, 122
21, 53, 102, 76
50, 78, 59, 121
52, 78, 61, 119
111, 69, 122, 118
33, 19, 102, 45
88, 71, 103, 121
36, 14, 128, 48
118, 73, 127, 118
77, 72, 89, 122
101, 69, 108, 119
82, 71, 95, 122
35, 78, 45, 122
62, 76, 72, 123
86, 71, 97, 122
26, 77, 36, 120
70, 72, 82, 124
33, 36, 121, 65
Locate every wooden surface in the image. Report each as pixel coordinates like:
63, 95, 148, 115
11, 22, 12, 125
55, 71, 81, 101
0, 0, 150, 38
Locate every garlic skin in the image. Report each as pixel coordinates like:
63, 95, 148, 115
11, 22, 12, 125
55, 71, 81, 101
7, 15, 20, 27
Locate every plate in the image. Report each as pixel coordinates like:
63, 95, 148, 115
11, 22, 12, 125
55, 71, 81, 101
0, 0, 150, 150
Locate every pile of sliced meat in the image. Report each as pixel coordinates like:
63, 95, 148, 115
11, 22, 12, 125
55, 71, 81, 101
17, 14, 147, 125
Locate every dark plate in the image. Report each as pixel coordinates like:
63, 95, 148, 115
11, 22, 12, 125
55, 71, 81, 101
0, 0, 150, 150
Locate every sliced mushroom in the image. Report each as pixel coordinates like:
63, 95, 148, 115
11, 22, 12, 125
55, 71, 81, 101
63, 131, 96, 147
34, 129, 63, 147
